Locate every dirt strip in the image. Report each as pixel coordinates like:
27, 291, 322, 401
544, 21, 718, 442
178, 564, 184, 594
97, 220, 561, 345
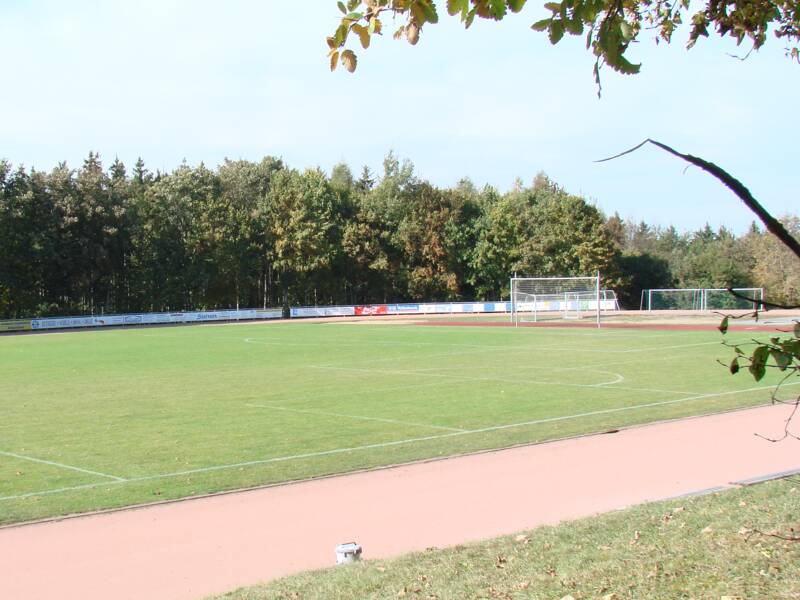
1, 405, 798, 600
416, 318, 796, 332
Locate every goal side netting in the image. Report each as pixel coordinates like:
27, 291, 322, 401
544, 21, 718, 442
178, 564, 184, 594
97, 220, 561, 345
641, 288, 765, 311
510, 274, 613, 327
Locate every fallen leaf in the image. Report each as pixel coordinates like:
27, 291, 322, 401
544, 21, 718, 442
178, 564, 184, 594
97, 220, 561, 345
702, 526, 713, 534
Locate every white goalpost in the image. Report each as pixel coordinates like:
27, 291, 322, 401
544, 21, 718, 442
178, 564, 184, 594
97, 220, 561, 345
510, 273, 609, 327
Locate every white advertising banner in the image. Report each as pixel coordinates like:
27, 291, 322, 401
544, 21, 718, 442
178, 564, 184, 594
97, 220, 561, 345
29, 308, 282, 331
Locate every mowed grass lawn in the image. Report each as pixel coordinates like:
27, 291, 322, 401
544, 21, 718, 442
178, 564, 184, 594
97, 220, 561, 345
0, 320, 791, 524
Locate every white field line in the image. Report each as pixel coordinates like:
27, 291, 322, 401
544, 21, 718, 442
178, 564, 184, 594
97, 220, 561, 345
3, 381, 797, 503
407, 363, 700, 396
309, 364, 627, 389
0, 450, 126, 481
238, 378, 452, 406
244, 403, 465, 432
243, 335, 728, 355
311, 364, 705, 397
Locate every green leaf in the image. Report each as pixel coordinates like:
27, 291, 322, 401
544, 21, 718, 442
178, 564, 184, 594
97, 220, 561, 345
334, 23, 349, 46
464, 8, 476, 27
718, 316, 729, 334
447, 0, 468, 16
489, 0, 507, 19
347, 0, 361, 9
612, 54, 641, 75
544, 2, 561, 12
794, 322, 800, 338
417, 0, 439, 24
729, 357, 739, 375
531, 18, 550, 31
748, 362, 766, 381
507, 0, 527, 12
565, 15, 583, 34
620, 21, 633, 41
338, 1, 347, 14
549, 19, 565, 44
748, 345, 769, 381
771, 349, 792, 371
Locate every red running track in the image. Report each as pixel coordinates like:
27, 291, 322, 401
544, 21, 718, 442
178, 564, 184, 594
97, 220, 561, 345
1, 405, 798, 600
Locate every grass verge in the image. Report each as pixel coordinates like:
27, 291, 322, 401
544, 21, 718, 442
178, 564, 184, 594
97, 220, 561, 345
214, 478, 800, 600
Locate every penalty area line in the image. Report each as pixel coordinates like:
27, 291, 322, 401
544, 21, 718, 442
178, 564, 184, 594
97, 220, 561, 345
2, 381, 797, 503
0, 450, 126, 482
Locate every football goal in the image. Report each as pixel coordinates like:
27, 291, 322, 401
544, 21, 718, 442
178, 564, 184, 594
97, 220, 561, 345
640, 287, 764, 311
510, 274, 617, 327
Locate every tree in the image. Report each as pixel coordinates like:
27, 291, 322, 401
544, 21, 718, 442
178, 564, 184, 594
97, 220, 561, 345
261, 168, 341, 314
328, 0, 800, 85
745, 217, 800, 305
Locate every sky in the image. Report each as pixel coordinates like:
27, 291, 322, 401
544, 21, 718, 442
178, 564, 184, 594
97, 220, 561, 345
1, 0, 798, 233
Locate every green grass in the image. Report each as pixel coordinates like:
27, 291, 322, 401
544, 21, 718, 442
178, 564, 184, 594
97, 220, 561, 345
0, 321, 792, 524
214, 479, 800, 600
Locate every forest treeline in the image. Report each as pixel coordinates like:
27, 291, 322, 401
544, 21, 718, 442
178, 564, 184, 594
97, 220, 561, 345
0, 152, 797, 319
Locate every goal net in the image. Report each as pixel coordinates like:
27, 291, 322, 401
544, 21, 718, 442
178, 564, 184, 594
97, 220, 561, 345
642, 288, 764, 311
510, 274, 606, 327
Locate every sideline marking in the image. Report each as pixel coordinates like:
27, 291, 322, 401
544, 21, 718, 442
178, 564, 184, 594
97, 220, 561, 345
245, 403, 466, 432
0, 451, 126, 482
3, 382, 797, 503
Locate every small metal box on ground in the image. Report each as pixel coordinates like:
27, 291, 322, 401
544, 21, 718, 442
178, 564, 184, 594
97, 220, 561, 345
335, 542, 362, 564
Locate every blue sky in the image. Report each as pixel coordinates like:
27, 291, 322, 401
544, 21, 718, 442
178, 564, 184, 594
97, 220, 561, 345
1, 0, 797, 232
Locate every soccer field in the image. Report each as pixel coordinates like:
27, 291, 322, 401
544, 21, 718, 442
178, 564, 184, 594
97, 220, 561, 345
0, 320, 790, 525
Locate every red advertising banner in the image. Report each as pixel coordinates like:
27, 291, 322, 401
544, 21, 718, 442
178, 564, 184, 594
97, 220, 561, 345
354, 305, 389, 316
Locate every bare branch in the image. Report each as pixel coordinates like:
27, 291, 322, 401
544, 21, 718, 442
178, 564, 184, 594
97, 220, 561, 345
596, 139, 800, 260
725, 288, 800, 310
755, 397, 800, 443
752, 528, 800, 542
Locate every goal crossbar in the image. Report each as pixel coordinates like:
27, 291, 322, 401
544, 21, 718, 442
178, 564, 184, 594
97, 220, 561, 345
510, 274, 602, 327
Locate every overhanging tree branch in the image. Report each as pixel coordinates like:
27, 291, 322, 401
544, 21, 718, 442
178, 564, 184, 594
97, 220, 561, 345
596, 139, 800, 260
725, 287, 800, 310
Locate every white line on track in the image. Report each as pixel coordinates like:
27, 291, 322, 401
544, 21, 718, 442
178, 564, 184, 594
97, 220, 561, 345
4, 381, 797, 503
244, 403, 465, 432
0, 451, 126, 481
